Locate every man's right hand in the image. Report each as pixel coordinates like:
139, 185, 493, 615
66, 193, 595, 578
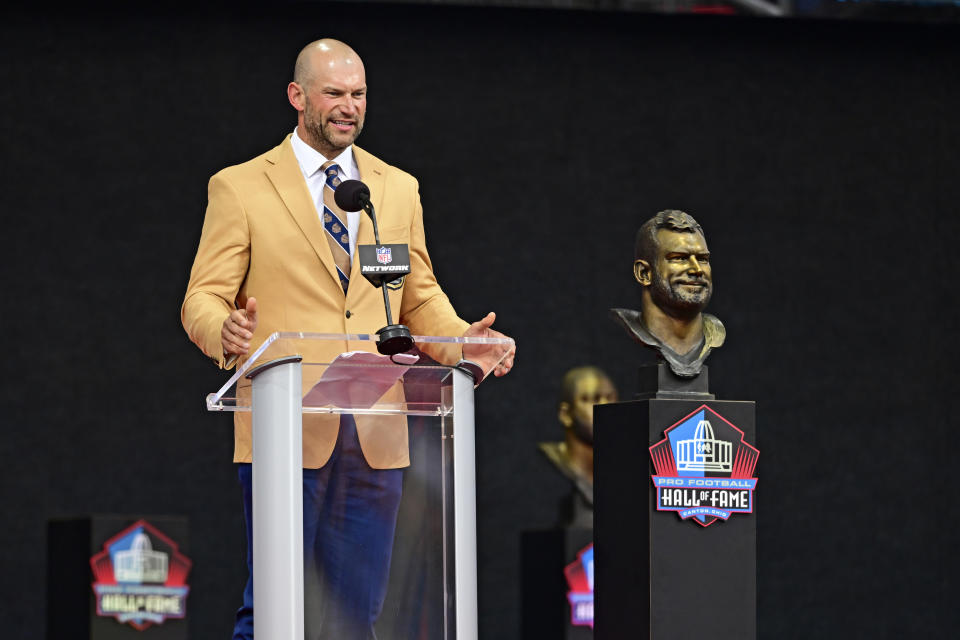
222, 297, 258, 356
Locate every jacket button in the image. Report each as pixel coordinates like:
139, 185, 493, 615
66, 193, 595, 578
345, 310, 352, 318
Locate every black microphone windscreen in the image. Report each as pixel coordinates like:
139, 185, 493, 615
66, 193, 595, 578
334, 179, 370, 212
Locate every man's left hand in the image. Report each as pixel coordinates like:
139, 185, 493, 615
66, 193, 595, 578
462, 312, 516, 379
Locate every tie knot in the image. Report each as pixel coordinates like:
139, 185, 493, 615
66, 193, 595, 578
322, 162, 341, 178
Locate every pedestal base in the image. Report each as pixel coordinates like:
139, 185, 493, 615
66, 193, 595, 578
521, 527, 594, 639
594, 399, 756, 640
47, 515, 189, 640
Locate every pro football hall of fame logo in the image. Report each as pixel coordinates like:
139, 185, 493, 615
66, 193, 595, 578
649, 405, 759, 527
89, 519, 192, 630
564, 543, 594, 628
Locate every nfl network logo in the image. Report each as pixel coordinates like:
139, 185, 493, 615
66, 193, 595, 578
376, 246, 392, 264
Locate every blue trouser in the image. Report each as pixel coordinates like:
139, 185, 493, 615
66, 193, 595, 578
233, 417, 404, 640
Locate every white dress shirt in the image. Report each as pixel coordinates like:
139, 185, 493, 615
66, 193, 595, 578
290, 126, 362, 260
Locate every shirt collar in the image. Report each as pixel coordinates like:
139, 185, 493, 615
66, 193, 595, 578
291, 126, 358, 180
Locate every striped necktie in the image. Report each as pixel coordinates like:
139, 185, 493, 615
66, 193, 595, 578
320, 161, 351, 292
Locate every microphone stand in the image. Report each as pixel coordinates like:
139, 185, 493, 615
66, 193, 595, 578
360, 195, 414, 356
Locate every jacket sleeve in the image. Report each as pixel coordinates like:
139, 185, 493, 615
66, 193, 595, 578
181, 172, 251, 368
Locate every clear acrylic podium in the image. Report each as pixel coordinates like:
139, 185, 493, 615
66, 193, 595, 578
206, 331, 513, 640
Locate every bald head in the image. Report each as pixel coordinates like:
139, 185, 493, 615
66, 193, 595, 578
294, 39, 364, 90
288, 38, 367, 157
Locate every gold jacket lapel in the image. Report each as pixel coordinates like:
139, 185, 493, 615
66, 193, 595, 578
354, 145, 386, 228
349, 145, 386, 292
265, 137, 341, 286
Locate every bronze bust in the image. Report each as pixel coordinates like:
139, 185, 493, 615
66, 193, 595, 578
539, 366, 618, 526
611, 210, 724, 378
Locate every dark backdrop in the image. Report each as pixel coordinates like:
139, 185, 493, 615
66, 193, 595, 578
1, 4, 957, 638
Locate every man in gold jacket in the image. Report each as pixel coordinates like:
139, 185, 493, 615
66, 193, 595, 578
182, 39, 514, 639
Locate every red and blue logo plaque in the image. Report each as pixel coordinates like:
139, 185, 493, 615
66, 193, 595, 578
649, 404, 759, 527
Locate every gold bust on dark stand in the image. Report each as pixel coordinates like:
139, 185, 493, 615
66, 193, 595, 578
596, 212, 757, 639
539, 366, 618, 527
611, 209, 724, 382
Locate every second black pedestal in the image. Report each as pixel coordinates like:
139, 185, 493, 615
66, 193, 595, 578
47, 515, 190, 640
521, 527, 594, 639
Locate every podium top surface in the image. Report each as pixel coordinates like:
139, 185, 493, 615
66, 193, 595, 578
205, 331, 514, 416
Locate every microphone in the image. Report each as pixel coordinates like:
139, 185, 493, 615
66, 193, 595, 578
334, 179, 414, 356
334, 179, 370, 213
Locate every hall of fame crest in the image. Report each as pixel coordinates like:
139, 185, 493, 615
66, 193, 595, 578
649, 405, 759, 527
89, 519, 192, 630
564, 543, 594, 628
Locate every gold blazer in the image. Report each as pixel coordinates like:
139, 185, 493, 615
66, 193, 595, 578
182, 136, 469, 468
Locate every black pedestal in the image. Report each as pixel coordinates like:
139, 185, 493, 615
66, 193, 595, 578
594, 399, 757, 640
521, 527, 595, 639
47, 515, 190, 640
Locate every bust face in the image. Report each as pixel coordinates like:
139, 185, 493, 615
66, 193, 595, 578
644, 229, 712, 316
561, 371, 619, 444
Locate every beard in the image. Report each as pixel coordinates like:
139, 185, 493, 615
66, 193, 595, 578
303, 102, 364, 154
572, 419, 594, 446
650, 272, 712, 318
573, 422, 593, 447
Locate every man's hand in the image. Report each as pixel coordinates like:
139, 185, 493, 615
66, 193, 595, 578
222, 297, 258, 357
462, 311, 516, 379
